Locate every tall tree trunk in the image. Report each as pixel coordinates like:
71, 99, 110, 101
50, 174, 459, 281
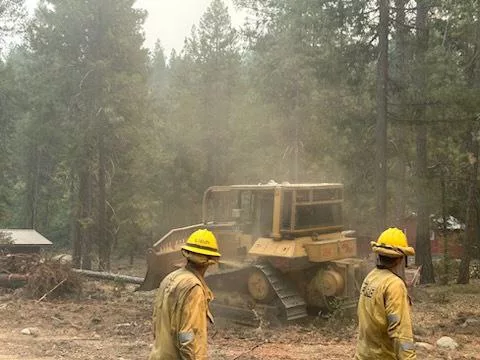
457, 128, 479, 284
440, 167, 449, 284
375, 0, 389, 232
84, 172, 93, 269
414, 0, 435, 283
79, 165, 93, 270
97, 126, 109, 271
25, 145, 39, 229
70, 179, 82, 269
393, 0, 408, 225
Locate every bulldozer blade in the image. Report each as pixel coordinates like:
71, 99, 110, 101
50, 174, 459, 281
210, 301, 260, 327
137, 268, 162, 292
210, 301, 280, 327
137, 248, 185, 291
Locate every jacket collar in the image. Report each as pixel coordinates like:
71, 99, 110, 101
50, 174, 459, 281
185, 262, 214, 301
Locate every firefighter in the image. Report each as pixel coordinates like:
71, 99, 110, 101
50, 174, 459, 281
355, 227, 417, 360
149, 229, 221, 360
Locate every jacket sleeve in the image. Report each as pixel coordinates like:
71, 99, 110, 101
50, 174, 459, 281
384, 280, 417, 360
177, 285, 208, 360
152, 299, 157, 339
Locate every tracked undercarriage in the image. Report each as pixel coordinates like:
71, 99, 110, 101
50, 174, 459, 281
207, 263, 307, 325
206, 257, 365, 326
139, 183, 368, 326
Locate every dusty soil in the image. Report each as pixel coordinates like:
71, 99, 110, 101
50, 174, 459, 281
0, 266, 479, 360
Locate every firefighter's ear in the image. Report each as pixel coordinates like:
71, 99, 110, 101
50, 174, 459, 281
206, 257, 219, 266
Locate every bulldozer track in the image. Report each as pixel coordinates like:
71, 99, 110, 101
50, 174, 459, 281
253, 263, 308, 321
206, 262, 308, 324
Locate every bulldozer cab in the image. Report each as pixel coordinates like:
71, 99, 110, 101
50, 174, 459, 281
203, 186, 274, 237
202, 183, 344, 238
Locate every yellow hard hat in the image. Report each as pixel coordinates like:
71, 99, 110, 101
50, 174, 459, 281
378, 227, 408, 247
370, 227, 415, 257
182, 229, 221, 257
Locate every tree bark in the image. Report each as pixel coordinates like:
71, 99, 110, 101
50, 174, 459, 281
78, 165, 93, 270
440, 168, 449, 284
393, 0, 408, 225
72, 217, 82, 269
375, 0, 389, 232
72, 172, 82, 268
25, 145, 39, 229
414, 0, 435, 283
72, 269, 143, 285
97, 124, 109, 271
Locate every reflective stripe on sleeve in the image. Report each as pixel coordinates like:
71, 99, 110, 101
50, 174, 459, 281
400, 341, 415, 351
387, 313, 400, 326
178, 331, 194, 345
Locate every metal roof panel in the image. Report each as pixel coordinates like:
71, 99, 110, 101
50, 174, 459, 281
0, 229, 53, 246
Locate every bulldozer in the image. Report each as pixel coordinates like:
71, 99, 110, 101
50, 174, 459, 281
139, 182, 366, 325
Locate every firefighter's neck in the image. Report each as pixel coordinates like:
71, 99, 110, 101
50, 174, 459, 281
388, 257, 405, 279
377, 256, 406, 279
187, 261, 209, 277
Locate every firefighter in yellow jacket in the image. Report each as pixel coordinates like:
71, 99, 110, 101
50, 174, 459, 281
355, 227, 417, 360
149, 229, 221, 360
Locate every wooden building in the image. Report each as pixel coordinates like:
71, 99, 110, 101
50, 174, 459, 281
0, 229, 53, 253
401, 214, 464, 259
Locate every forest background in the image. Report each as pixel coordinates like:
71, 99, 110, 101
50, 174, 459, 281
0, 0, 479, 284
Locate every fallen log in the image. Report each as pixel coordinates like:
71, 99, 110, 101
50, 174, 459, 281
72, 269, 144, 285
0, 269, 145, 289
0, 273, 28, 288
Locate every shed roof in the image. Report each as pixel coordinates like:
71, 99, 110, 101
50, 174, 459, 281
0, 229, 53, 246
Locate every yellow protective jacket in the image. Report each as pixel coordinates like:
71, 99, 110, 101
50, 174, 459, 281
149, 264, 214, 360
355, 268, 416, 360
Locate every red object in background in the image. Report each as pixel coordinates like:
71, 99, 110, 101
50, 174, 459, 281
401, 215, 464, 259
355, 214, 465, 260
430, 235, 463, 258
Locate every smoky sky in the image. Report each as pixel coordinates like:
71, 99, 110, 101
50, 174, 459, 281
25, 0, 246, 53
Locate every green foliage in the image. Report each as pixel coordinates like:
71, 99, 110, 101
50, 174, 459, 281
0, 231, 13, 244
0, 0, 480, 269
433, 258, 460, 284
0, 0, 27, 55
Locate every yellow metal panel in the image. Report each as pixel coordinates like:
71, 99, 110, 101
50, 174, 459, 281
271, 188, 282, 239
248, 237, 309, 258
338, 237, 357, 258
304, 237, 357, 262
305, 241, 339, 262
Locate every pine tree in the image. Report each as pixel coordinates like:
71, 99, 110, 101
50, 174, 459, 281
26, 0, 149, 269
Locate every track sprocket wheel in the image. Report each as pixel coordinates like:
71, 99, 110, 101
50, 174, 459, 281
247, 268, 275, 303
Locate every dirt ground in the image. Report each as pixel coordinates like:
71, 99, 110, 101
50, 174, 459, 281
0, 263, 479, 360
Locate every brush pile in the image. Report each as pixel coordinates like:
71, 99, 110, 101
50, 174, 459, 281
0, 253, 82, 298
25, 259, 83, 299
0, 253, 41, 274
